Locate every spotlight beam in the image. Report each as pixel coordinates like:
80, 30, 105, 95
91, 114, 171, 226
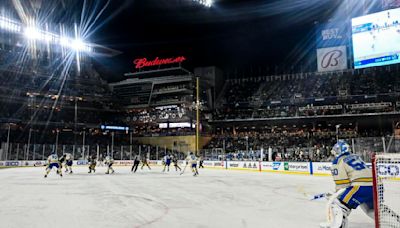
83, 1, 131, 39
81, 0, 111, 39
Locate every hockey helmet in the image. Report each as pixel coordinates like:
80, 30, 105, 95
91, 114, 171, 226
331, 140, 351, 156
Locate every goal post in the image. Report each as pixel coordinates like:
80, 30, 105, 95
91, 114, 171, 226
372, 153, 400, 228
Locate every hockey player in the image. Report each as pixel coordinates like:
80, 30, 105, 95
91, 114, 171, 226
320, 140, 400, 228
141, 156, 151, 170
88, 155, 97, 173
199, 156, 204, 168
44, 153, 62, 178
162, 154, 171, 172
59, 154, 67, 171
131, 155, 140, 173
185, 152, 199, 176
104, 155, 114, 174
172, 155, 181, 171
65, 153, 73, 174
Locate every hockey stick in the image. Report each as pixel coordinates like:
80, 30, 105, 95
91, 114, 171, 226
310, 193, 332, 201
180, 163, 188, 175
296, 185, 332, 201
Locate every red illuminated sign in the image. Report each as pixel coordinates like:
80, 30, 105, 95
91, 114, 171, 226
133, 56, 186, 69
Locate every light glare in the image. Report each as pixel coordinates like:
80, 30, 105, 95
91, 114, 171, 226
59, 37, 69, 47
72, 39, 84, 51
0, 15, 96, 53
24, 27, 40, 40
192, 0, 212, 7
0, 16, 21, 32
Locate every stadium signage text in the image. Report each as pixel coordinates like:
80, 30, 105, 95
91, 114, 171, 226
5, 161, 19, 166
377, 164, 400, 176
101, 125, 129, 131
133, 56, 186, 69
321, 28, 342, 41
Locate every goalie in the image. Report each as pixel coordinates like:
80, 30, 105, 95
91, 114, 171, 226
321, 140, 399, 228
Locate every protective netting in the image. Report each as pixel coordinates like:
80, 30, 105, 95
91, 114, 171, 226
373, 154, 400, 228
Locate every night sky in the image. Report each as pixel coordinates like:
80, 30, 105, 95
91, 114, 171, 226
88, 0, 341, 80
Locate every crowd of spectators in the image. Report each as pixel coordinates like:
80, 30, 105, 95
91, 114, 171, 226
215, 68, 400, 120
203, 125, 389, 162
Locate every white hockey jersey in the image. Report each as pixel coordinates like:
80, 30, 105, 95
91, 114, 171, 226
65, 153, 73, 161
105, 156, 114, 164
331, 152, 373, 191
185, 154, 198, 165
48, 154, 59, 164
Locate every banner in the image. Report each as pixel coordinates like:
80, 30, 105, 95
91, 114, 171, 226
228, 161, 240, 169
316, 22, 349, 48
312, 162, 332, 175
286, 162, 310, 172
76, 160, 88, 166
376, 163, 400, 178
317, 46, 348, 72
261, 162, 285, 171
242, 162, 258, 169
114, 160, 133, 166
4, 161, 20, 167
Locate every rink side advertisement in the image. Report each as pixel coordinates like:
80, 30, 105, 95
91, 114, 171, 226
1, 160, 399, 180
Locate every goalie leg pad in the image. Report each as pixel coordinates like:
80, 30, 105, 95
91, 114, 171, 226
326, 198, 351, 228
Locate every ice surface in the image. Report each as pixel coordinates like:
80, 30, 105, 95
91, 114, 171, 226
0, 166, 387, 228
353, 27, 400, 59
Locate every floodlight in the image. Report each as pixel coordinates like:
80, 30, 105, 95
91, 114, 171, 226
24, 27, 40, 40
192, 0, 212, 7
0, 15, 93, 53
72, 39, 85, 51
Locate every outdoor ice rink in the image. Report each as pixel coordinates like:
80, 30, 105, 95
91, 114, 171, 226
0, 165, 398, 228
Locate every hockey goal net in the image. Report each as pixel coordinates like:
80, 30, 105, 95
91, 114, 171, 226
372, 153, 400, 228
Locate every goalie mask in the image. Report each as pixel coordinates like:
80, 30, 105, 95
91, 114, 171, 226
331, 140, 351, 156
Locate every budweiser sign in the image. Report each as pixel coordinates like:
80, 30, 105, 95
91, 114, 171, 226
133, 56, 186, 69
